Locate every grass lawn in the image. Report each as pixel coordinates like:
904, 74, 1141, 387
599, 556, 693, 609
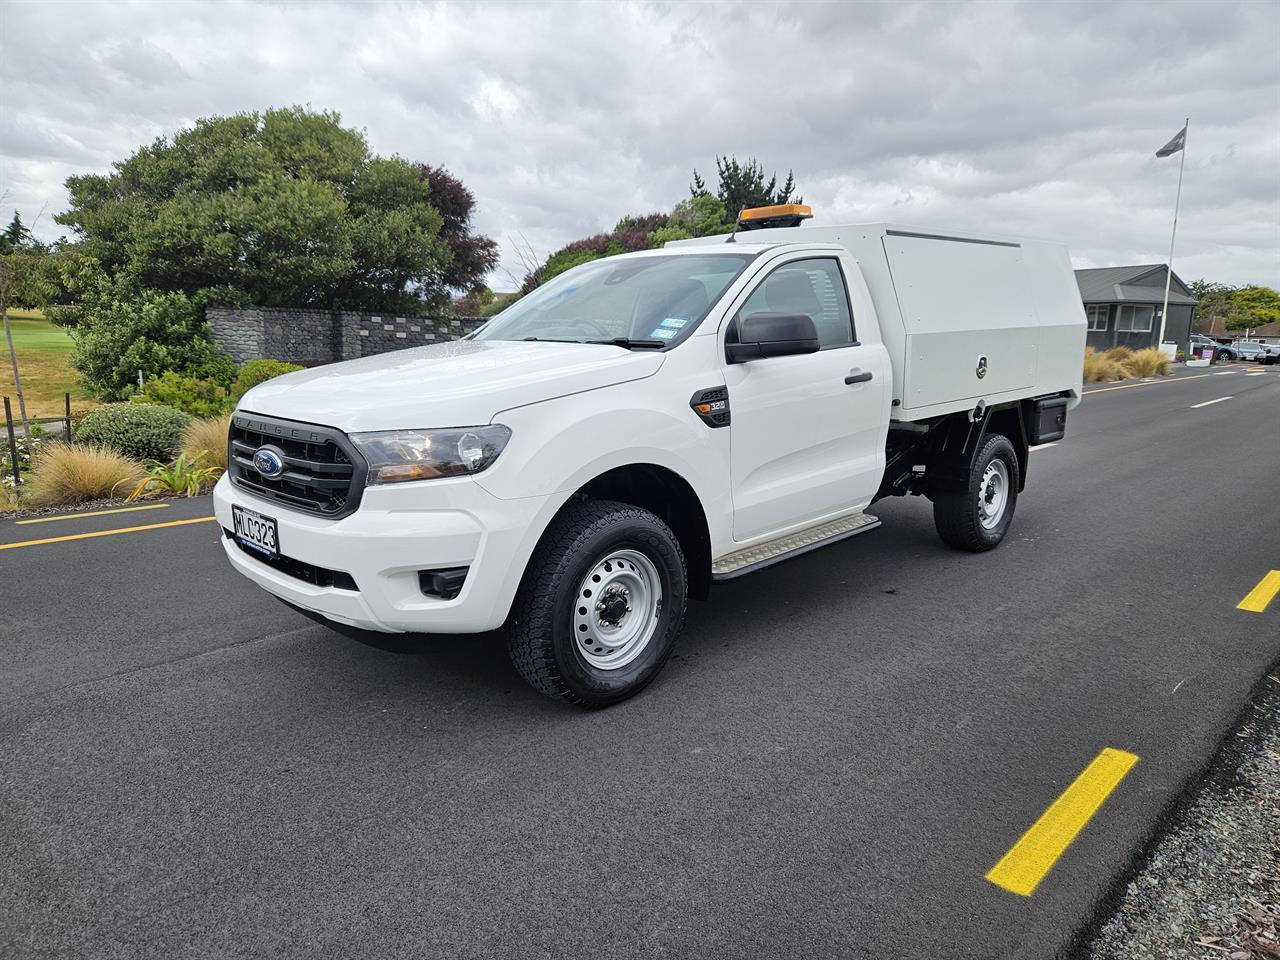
0, 308, 99, 421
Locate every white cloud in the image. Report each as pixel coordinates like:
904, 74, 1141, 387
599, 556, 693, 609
1, 0, 1276, 289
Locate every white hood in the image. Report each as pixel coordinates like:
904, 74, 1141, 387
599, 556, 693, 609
237, 339, 665, 432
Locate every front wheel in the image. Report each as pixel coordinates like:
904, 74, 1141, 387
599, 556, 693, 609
932, 433, 1020, 552
1216, 349, 1233, 363
508, 499, 688, 707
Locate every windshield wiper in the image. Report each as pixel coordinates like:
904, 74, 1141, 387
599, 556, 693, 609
586, 337, 668, 350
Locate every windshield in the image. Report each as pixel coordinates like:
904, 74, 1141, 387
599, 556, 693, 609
473, 253, 755, 347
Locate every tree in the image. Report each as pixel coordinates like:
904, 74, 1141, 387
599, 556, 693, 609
1189, 279, 1237, 333
1224, 285, 1280, 333
55, 107, 491, 313
0, 248, 59, 428
1189, 280, 1280, 335
0, 215, 58, 427
420, 165, 500, 299
690, 156, 801, 220
516, 156, 802, 294
0, 212, 34, 255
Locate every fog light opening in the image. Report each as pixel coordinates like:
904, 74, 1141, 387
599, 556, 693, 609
418, 567, 469, 600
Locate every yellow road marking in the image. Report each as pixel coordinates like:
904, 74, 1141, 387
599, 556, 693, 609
986, 748, 1139, 897
15, 503, 171, 525
1238, 570, 1280, 613
0, 516, 216, 551
1084, 374, 1212, 395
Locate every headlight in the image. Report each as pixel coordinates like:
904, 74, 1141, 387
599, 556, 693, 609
349, 425, 512, 484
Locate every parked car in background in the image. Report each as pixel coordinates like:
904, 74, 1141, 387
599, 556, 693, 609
1231, 341, 1270, 361
1257, 343, 1280, 365
1189, 334, 1233, 362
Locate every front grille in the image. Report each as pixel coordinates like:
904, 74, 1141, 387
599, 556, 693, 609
225, 530, 359, 591
228, 412, 367, 519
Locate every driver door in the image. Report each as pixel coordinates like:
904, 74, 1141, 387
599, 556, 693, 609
723, 255, 889, 542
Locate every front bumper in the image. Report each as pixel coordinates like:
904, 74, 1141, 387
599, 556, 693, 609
213, 473, 556, 634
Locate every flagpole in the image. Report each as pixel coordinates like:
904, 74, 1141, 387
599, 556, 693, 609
1158, 116, 1188, 349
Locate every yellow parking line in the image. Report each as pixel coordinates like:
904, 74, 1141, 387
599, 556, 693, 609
0, 516, 216, 551
15, 503, 171, 525
986, 748, 1139, 897
1238, 570, 1280, 613
1085, 374, 1212, 395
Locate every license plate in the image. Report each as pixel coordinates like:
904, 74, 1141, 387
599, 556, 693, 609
232, 505, 279, 559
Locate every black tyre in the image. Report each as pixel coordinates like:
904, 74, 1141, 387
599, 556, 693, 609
932, 433, 1020, 552
508, 499, 688, 707
1216, 349, 1232, 363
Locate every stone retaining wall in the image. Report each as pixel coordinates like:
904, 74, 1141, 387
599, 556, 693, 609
207, 306, 487, 366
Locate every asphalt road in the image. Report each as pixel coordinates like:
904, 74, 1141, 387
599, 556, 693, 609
3, 363, 1278, 960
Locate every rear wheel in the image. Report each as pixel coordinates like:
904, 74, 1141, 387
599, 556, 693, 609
932, 433, 1020, 552
508, 499, 687, 707
1215, 349, 1233, 363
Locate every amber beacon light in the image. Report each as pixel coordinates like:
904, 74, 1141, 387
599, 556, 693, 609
736, 203, 814, 230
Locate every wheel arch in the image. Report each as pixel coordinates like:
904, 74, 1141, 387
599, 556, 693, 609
560, 463, 713, 601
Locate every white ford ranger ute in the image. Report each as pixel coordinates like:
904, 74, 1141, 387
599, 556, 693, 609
214, 206, 1086, 706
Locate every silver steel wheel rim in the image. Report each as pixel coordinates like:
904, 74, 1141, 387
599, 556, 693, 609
572, 548, 663, 671
978, 459, 1009, 530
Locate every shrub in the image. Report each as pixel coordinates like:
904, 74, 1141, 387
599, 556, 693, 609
1103, 346, 1134, 364
127, 452, 221, 500
24, 443, 145, 506
647, 225, 694, 248
69, 286, 236, 400
1, 431, 53, 484
1126, 346, 1172, 377
1082, 347, 1129, 383
229, 359, 304, 406
182, 414, 232, 471
136, 371, 231, 417
74, 403, 193, 462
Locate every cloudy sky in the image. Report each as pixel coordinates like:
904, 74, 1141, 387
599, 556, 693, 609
2, 0, 1277, 289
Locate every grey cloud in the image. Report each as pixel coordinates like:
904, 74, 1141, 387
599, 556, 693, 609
1, 0, 1275, 288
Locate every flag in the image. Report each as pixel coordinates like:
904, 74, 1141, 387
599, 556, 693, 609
1156, 125, 1187, 158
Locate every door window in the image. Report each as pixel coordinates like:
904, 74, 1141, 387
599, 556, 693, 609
737, 258, 855, 348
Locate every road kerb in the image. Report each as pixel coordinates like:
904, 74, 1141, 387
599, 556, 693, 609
986, 748, 1139, 897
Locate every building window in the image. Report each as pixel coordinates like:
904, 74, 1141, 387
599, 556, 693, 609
1116, 305, 1154, 333
1086, 305, 1108, 331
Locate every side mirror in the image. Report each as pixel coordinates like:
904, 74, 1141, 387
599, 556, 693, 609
726, 312, 821, 363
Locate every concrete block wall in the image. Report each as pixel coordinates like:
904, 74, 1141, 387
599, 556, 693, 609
208, 306, 488, 365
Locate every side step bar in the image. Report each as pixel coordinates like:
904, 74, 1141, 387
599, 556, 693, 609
711, 512, 880, 581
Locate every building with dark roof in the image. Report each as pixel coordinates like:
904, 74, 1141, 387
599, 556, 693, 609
1074, 264, 1196, 352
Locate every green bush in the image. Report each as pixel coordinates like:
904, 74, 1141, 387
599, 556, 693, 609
230, 359, 304, 406
136, 371, 231, 417
647, 225, 694, 248
69, 286, 236, 400
74, 403, 193, 462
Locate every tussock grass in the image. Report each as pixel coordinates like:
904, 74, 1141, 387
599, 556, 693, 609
24, 443, 145, 507
1083, 345, 1172, 382
1126, 346, 1172, 377
1083, 347, 1129, 383
1103, 346, 1134, 363
181, 413, 231, 471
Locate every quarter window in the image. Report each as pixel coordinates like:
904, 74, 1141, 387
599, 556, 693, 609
1085, 305, 1108, 331
737, 258, 855, 348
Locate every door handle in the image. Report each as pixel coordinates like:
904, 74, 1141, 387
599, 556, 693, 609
844, 369, 873, 385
